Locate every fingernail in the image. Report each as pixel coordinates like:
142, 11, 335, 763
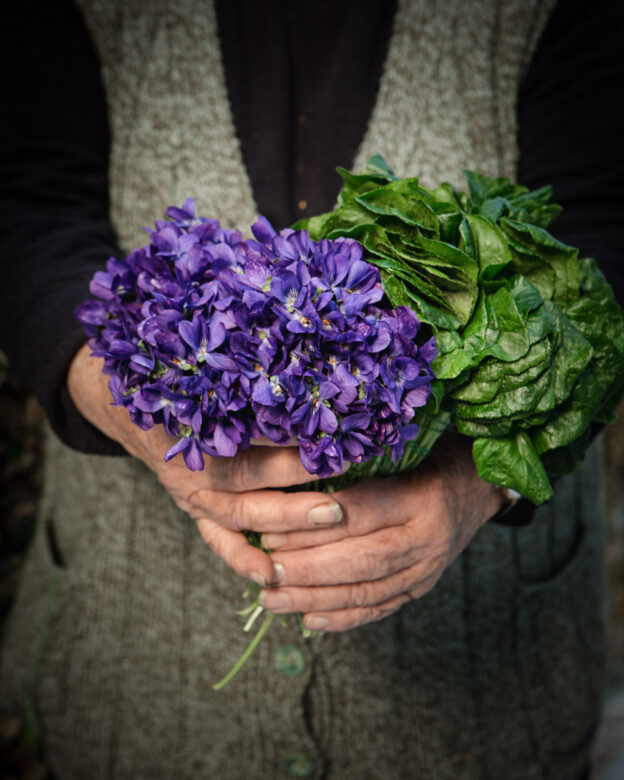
305, 616, 329, 631
248, 571, 267, 587
272, 562, 286, 585
261, 533, 287, 550
258, 590, 292, 610
307, 501, 343, 526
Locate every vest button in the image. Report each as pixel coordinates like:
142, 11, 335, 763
275, 644, 306, 676
284, 751, 315, 778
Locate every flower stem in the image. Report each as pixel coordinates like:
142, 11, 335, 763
243, 604, 264, 632
212, 612, 276, 691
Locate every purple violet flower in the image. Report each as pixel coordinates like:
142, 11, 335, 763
76, 208, 437, 475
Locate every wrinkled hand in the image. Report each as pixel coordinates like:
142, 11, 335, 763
258, 437, 504, 631
67, 344, 345, 587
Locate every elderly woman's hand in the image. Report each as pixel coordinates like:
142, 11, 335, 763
258, 436, 504, 631
67, 343, 345, 588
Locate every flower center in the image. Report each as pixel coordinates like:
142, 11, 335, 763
269, 375, 285, 397
295, 313, 313, 328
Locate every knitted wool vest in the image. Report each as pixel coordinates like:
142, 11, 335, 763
1, 2, 607, 779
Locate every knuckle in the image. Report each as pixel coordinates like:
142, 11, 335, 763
169, 493, 193, 515
370, 604, 388, 623
408, 568, 442, 600
420, 550, 448, 580
350, 550, 378, 581
347, 582, 366, 607
342, 493, 364, 526
343, 493, 375, 535
349, 532, 407, 582
188, 488, 218, 519
229, 453, 252, 492
228, 494, 250, 531
370, 598, 401, 624
417, 580, 436, 599
379, 529, 412, 567
195, 522, 247, 576
347, 581, 374, 609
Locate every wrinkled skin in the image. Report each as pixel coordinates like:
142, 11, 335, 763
68, 343, 503, 631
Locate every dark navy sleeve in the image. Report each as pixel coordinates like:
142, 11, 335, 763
517, 0, 624, 305
0, 0, 124, 454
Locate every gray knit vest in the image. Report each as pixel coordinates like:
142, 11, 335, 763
1, 2, 607, 779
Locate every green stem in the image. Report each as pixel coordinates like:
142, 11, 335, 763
212, 612, 276, 691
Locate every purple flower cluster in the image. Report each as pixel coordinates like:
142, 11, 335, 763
76, 200, 437, 478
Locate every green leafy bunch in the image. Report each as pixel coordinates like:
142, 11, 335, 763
296, 156, 624, 504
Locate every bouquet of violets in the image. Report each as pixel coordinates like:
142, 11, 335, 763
77, 156, 624, 687
76, 204, 438, 481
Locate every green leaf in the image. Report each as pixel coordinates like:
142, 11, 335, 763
363, 235, 453, 306
540, 428, 591, 479
549, 257, 624, 431
355, 180, 439, 232
400, 285, 464, 330
430, 181, 463, 206
360, 225, 477, 325
541, 302, 593, 405
362, 243, 420, 283
567, 257, 624, 357
295, 212, 331, 240
472, 432, 553, 505
495, 231, 556, 300
459, 216, 476, 261
478, 197, 506, 223
461, 169, 526, 206
438, 210, 464, 245
379, 216, 430, 246
500, 218, 580, 308
465, 214, 512, 281
486, 287, 530, 362
471, 337, 551, 382
507, 275, 545, 317
454, 360, 554, 421
435, 330, 463, 354
322, 200, 378, 236
423, 379, 446, 415
461, 291, 499, 352
506, 185, 562, 228
432, 347, 475, 380
410, 182, 465, 220
418, 236, 479, 281
455, 416, 515, 438
335, 167, 395, 203
501, 218, 574, 252
452, 355, 548, 404
532, 369, 603, 454
381, 274, 412, 307
449, 287, 530, 368
380, 271, 462, 330
524, 304, 557, 344
462, 170, 497, 206
363, 154, 398, 180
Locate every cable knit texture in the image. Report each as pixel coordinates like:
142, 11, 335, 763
1, 1, 607, 779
